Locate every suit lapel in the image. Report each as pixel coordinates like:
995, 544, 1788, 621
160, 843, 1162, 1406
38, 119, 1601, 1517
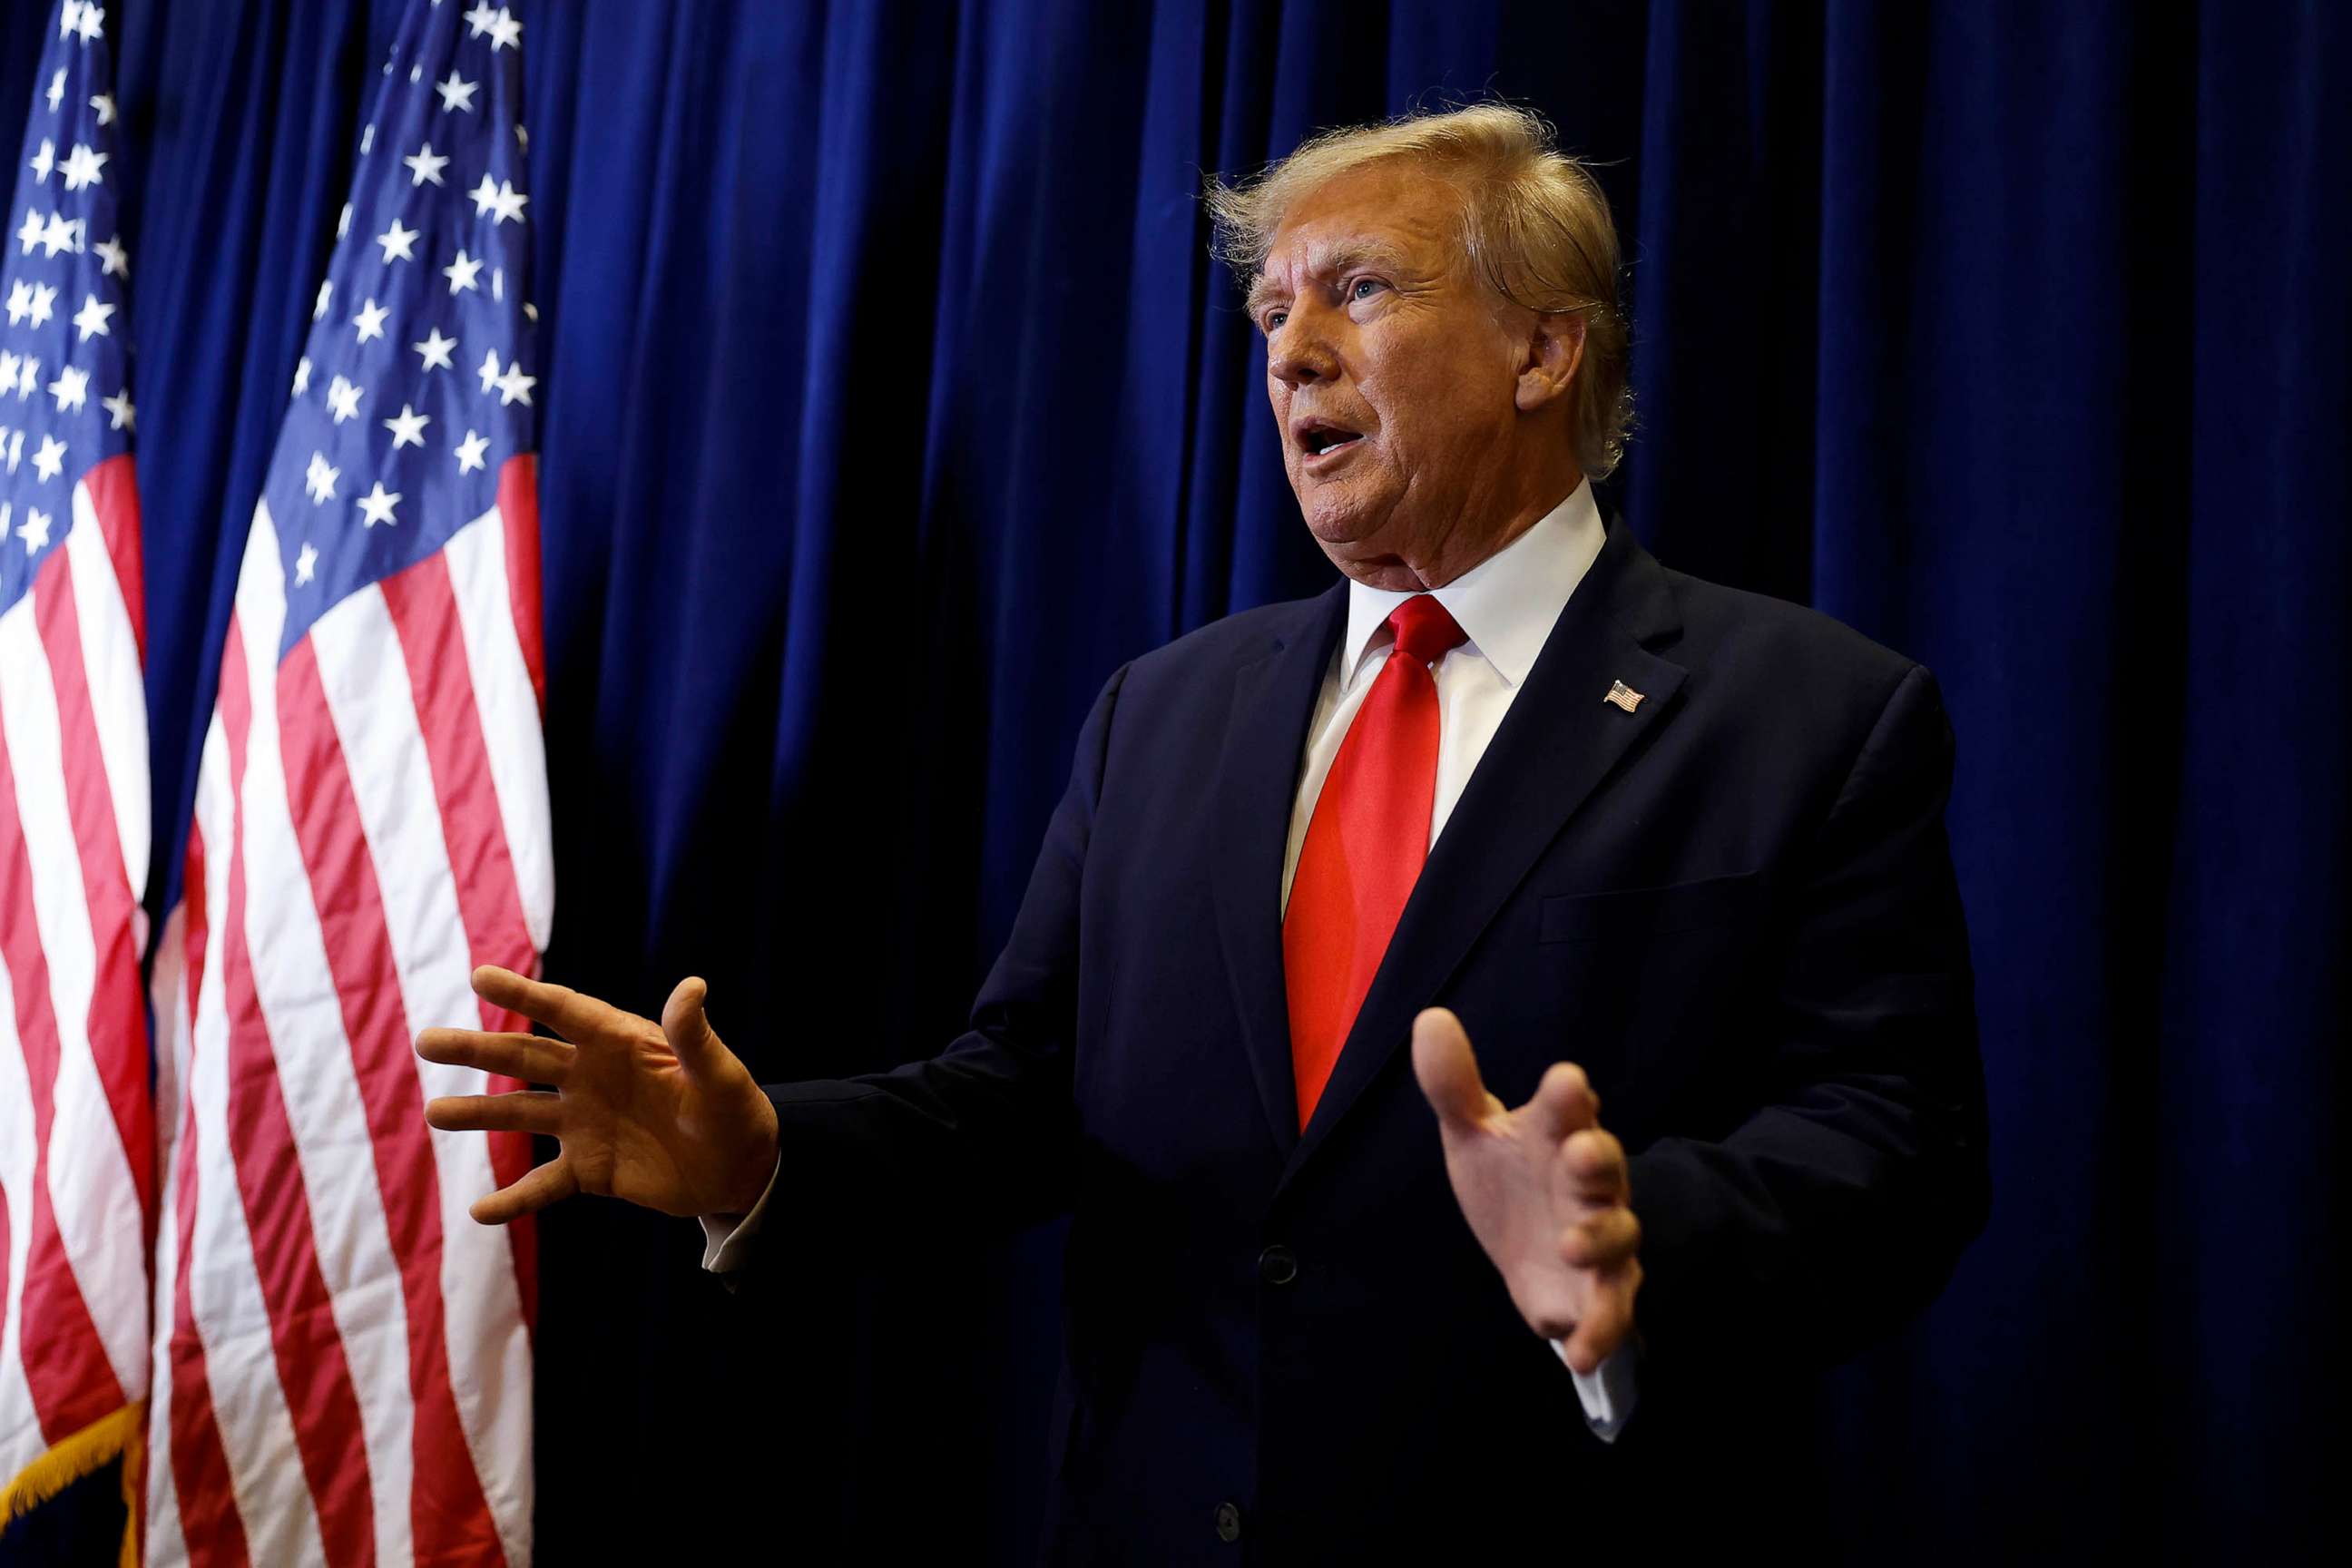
1209, 583, 1348, 1157
1279, 523, 1690, 1191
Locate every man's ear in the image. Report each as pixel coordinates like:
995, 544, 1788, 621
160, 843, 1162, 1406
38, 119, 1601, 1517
1514, 310, 1586, 414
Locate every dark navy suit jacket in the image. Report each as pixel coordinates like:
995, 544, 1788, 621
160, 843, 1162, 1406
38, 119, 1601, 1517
760, 521, 1989, 1561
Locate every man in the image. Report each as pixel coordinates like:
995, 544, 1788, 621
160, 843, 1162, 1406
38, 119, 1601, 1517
420, 104, 1986, 1557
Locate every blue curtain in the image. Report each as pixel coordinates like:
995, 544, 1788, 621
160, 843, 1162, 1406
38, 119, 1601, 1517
1, 1, 2339, 1559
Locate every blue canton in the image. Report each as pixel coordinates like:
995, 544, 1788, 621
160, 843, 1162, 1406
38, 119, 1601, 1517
0, 0, 133, 621
264, 0, 535, 659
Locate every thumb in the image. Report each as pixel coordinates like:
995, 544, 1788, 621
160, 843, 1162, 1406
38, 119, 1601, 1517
1411, 1007, 1494, 1130
661, 976, 726, 1079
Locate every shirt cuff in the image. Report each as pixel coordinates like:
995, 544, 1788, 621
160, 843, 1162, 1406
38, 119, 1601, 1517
698, 1153, 783, 1272
1552, 1338, 1638, 1443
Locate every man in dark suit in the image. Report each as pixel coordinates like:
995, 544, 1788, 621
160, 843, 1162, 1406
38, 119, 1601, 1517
420, 103, 1986, 1558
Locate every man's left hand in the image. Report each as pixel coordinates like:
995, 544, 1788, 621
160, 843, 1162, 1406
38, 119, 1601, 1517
1410, 1006, 1642, 1374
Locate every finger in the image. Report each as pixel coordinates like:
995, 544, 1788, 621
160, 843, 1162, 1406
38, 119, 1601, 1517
1410, 1008, 1499, 1130
1559, 1206, 1641, 1269
425, 1090, 564, 1135
470, 1156, 580, 1226
469, 965, 635, 1044
1557, 1127, 1630, 1207
661, 976, 729, 1082
415, 1027, 574, 1083
1525, 1060, 1598, 1146
1561, 1270, 1640, 1375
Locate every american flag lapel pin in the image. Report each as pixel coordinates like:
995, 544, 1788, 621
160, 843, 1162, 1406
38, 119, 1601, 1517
1604, 680, 1645, 713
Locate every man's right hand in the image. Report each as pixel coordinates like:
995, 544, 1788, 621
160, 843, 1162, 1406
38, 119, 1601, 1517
416, 966, 781, 1226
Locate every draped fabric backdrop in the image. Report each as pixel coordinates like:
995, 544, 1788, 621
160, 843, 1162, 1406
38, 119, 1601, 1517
0, 1, 2340, 1561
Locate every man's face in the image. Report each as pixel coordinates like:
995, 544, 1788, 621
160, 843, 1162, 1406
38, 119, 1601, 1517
1250, 162, 1529, 582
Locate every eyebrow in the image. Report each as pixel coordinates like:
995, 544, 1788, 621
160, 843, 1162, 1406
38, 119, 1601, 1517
1247, 239, 1419, 321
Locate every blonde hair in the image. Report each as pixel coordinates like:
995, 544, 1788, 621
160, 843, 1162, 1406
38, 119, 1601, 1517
1205, 103, 1633, 480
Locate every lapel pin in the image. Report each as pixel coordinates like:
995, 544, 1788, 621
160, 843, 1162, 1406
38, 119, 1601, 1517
1604, 680, 1645, 713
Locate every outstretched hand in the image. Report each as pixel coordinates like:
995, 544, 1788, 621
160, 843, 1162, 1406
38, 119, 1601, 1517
417, 967, 781, 1225
1411, 1007, 1642, 1374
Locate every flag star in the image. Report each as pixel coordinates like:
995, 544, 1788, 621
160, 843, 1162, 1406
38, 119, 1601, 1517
292, 356, 312, 396
468, 173, 502, 217
476, 347, 501, 392
16, 358, 38, 398
444, 248, 483, 294
16, 209, 44, 253
5, 432, 18, 468
3, 281, 26, 324
413, 327, 456, 371
360, 123, 375, 156
305, 450, 340, 503
465, 2, 500, 36
493, 361, 535, 407
523, 301, 537, 323
404, 142, 449, 186
29, 139, 54, 183
74, 5, 103, 43
90, 93, 114, 126
32, 435, 65, 483
47, 364, 88, 413
102, 387, 133, 431
315, 279, 332, 320
326, 375, 363, 423
337, 201, 353, 239
38, 211, 78, 258
383, 403, 430, 449
491, 267, 503, 300
27, 283, 55, 328
515, 124, 529, 153
45, 71, 64, 113
486, 180, 527, 227
18, 506, 50, 553
357, 481, 402, 528
72, 293, 113, 341
59, 143, 107, 191
93, 233, 127, 277
60, 2, 83, 40
487, 6, 522, 50
376, 218, 417, 263
436, 71, 478, 113
295, 541, 318, 584
0, 351, 16, 387
454, 427, 489, 474
353, 296, 390, 343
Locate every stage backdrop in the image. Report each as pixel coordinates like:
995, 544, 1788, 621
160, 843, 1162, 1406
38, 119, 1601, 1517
1, 1, 2340, 1560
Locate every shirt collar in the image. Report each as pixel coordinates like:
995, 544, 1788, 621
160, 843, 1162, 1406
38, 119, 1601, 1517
1338, 478, 1607, 693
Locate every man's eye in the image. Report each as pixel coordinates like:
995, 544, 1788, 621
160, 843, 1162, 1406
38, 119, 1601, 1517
1349, 278, 1383, 301
1264, 309, 1288, 332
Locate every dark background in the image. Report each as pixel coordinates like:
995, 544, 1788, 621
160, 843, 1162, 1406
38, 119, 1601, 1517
3, 0, 2343, 1560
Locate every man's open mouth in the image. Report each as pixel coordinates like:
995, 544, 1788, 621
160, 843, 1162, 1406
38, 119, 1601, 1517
1295, 419, 1365, 457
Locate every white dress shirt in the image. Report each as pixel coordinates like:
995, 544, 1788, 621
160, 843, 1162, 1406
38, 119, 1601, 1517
707, 478, 1634, 1440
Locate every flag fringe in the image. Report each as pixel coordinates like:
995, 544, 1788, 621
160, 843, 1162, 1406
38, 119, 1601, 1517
0, 1399, 143, 1565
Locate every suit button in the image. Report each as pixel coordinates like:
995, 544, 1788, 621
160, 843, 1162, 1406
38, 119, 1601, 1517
1257, 1244, 1298, 1286
1215, 1502, 1242, 1543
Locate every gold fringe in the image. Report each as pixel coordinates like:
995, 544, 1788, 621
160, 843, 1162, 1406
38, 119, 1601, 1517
0, 1400, 144, 1555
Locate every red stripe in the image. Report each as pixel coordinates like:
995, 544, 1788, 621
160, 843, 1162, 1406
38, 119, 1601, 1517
32, 551, 155, 1223
162, 818, 253, 1568
214, 621, 377, 1568
495, 456, 544, 711
79, 454, 145, 664
0, 720, 123, 1441
377, 553, 539, 1323
278, 637, 505, 1566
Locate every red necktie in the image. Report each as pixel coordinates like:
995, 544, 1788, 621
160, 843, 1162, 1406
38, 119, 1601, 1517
1283, 594, 1467, 1129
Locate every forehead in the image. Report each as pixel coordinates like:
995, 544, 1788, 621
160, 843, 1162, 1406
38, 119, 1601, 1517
1259, 161, 1465, 283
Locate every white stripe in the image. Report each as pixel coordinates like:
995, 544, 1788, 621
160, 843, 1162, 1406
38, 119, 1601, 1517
0, 946, 46, 1485
67, 481, 150, 913
230, 507, 416, 1568
0, 594, 145, 1399
446, 505, 554, 951
142, 898, 190, 1566
312, 582, 533, 1564
182, 710, 318, 1566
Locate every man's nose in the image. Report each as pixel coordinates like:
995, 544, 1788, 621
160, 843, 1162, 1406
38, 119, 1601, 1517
1267, 309, 1339, 388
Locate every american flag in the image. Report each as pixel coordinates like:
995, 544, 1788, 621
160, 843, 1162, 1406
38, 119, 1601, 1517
144, 2, 549, 1563
0, 0, 153, 1555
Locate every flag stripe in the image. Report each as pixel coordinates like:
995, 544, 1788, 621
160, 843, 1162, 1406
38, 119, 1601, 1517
34, 543, 153, 1220
279, 631, 503, 1567
67, 478, 152, 911
495, 456, 545, 712
80, 450, 145, 662
446, 492, 553, 957
309, 582, 531, 1563
0, 954, 48, 1485
214, 615, 379, 1568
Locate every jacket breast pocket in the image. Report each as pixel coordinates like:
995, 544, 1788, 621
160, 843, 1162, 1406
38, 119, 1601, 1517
1538, 872, 1762, 944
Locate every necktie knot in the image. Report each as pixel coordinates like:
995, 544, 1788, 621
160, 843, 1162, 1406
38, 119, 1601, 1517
1387, 594, 1466, 668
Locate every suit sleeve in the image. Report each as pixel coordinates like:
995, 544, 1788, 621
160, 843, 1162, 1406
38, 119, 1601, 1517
1627, 662, 1990, 1373
740, 662, 1128, 1252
